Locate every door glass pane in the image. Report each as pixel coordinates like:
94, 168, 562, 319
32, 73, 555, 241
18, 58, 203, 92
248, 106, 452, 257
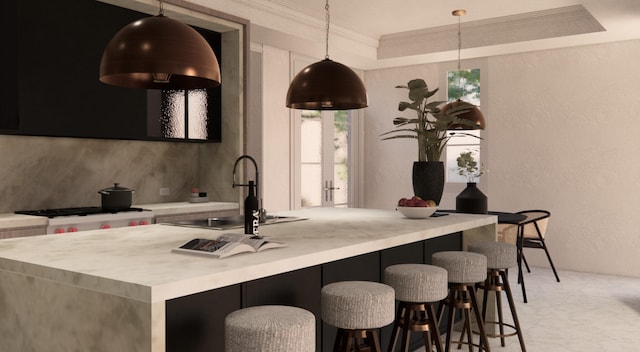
299, 110, 352, 208
300, 110, 322, 207
333, 111, 350, 206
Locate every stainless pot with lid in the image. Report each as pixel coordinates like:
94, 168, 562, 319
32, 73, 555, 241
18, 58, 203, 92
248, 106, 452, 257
98, 183, 134, 210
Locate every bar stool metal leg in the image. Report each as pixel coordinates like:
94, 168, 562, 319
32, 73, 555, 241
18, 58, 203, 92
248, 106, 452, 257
384, 264, 447, 352
500, 270, 526, 352
470, 242, 527, 352
388, 302, 442, 352
432, 251, 489, 352
438, 283, 491, 352
335, 328, 382, 352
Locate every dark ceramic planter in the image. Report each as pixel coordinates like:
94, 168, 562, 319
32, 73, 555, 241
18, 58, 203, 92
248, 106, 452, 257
455, 182, 488, 214
412, 161, 445, 205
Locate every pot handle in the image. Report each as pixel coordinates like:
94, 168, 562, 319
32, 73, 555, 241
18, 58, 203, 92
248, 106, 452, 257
99, 190, 109, 195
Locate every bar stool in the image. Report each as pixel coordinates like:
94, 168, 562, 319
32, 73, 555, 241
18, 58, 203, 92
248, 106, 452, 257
432, 251, 491, 352
321, 281, 395, 352
225, 305, 315, 352
384, 264, 448, 352
469, 242, 526, 351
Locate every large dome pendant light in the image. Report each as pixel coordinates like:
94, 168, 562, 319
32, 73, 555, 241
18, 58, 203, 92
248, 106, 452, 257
285, 0, 367, 110
442, 9, 486, 130
99, 0, 221, 90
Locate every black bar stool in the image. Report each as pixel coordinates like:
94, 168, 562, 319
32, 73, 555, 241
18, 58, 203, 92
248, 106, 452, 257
469, 241, 526, 351
384, 264, 448, 352
432, 251, 491, 352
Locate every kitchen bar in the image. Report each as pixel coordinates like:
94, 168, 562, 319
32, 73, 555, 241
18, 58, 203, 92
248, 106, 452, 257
0, 207, 497, 351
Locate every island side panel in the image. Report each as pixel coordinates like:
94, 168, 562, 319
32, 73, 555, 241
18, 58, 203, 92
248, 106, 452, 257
462, 222, 498, 250
0, 269, 154, 352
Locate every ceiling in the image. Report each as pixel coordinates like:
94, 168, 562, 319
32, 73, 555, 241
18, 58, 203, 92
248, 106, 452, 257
229, 0, 640, 69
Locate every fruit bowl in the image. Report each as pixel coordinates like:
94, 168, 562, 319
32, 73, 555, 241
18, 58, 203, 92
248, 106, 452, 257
396, 206, 438, 219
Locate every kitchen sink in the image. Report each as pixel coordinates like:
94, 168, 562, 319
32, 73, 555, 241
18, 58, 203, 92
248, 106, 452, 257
166, 215, 307, 230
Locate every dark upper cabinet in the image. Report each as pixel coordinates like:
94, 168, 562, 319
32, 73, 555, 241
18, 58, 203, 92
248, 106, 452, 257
1, 0, 222, 142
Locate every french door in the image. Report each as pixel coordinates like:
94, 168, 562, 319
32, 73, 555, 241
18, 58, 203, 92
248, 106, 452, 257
299, 110, 352, 208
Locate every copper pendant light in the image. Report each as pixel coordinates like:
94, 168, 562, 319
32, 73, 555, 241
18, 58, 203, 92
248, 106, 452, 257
286, 0, 367, 110
99, 0, 220, 90
443, 9, 486, 130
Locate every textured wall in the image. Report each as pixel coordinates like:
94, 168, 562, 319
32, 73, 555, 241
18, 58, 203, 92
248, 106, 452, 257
487, 40, 640, 277
364, 39, 640, 277
0, 135, 221, 212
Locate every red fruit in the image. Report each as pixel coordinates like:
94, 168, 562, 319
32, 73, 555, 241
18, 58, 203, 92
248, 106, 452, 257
405, 199, 416, 207
397, 197, 408, 206
415, 199, 428, 207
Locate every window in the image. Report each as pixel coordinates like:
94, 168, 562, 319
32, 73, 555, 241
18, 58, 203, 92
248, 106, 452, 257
446, 69, 482, 183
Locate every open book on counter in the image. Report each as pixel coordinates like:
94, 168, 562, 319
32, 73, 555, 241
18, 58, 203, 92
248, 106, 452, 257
172, 233, 286, 259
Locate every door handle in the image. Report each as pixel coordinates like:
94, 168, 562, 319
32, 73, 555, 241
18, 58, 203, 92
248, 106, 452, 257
324, 180, 340, 202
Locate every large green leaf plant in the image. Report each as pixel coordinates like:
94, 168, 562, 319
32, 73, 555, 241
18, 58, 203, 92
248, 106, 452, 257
381, 78, 482, 162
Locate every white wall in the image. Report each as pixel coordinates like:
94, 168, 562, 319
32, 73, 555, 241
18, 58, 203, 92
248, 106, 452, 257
259, 45, 293, 212
251, 20, 640, 277
364, 39, 640, 278
363, 65, 443, 209
488, 40, 640, 277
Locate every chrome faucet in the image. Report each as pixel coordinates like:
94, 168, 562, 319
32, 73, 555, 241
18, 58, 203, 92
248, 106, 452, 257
232, 155, 266, 222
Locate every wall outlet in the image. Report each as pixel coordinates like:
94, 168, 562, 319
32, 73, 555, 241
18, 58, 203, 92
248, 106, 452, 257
159, 187, 170, 196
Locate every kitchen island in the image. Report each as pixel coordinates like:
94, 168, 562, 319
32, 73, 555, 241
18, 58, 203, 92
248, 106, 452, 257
0, 207, 496, 352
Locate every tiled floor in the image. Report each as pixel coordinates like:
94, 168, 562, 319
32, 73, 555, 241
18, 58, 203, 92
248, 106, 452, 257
414, 267, 640, 351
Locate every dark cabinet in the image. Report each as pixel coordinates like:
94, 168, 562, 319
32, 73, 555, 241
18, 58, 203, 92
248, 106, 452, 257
3, 0, 222, 142
244, 266, 323, 352
166, 284, 241, 352
165, 234, 462, 352
424, 232, 462, 264
322, 252, 380, 351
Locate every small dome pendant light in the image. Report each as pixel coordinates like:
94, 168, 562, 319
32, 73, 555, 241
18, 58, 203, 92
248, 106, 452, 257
442, 9, 486, 130
99, 0, 221, 90
286, 0, 367, 110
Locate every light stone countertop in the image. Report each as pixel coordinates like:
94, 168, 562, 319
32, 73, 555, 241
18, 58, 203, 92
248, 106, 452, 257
0, 213, 48, 228
0, 202, 239, 230
0, 207, 496, 304
135, 201, 239, 216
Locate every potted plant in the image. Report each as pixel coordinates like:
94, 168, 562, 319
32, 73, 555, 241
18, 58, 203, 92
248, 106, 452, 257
381, 78, 483, 204
453, 150, 488, 214
454, 150, 487, 182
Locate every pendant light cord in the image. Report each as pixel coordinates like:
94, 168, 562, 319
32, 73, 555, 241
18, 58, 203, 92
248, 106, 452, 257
324, 0, 330, 59
158, 0, 165, 15
454, 10, 465, 100
457, 15, 462, 71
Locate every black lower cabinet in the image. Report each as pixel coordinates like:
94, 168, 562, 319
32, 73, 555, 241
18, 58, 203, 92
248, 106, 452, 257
244, 266, 323, 352
322, 252, 380, 352
166, 284, 241, 352
424, 232, 462, 264
164, 234, 462, 352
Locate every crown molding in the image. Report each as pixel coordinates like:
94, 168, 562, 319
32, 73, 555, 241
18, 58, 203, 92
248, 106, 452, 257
378, 5, 605, 59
